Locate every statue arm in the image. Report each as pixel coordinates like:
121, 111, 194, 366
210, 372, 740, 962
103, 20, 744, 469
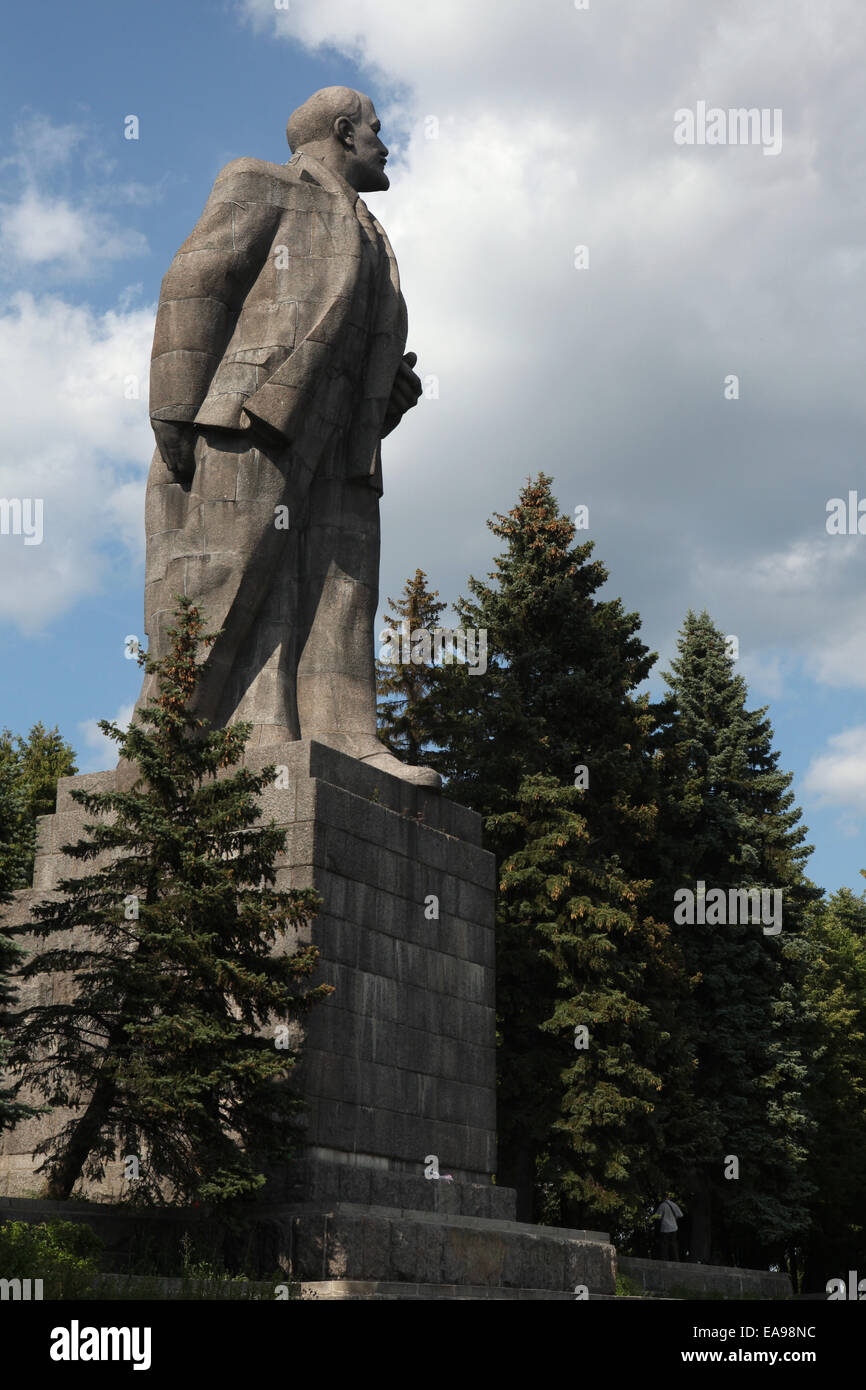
149, 162, 281, 476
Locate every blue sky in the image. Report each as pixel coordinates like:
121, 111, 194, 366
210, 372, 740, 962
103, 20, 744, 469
1, 0, 865, 898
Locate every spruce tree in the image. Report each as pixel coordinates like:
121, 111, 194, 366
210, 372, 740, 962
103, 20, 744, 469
5, 598, 332, 1203
0, 723, 77, 884
654, 610, 818, 1265
376, 569, 449, 766
493, 772, 681, 1231
16, 723, 78, 820
800, 881, 866, 1289
0, 741, 34, 899
415, 475, 686, 1228
0, 754, 38, 1130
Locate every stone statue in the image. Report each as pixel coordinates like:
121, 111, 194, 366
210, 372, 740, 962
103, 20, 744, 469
125, 87, 440, 788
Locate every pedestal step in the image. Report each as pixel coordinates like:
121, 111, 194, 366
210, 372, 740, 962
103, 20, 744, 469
283, 1202, 615, 1293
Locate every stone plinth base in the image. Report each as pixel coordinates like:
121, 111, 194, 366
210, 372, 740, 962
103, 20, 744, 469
283, 1203, 614, 1292
0, 740, 498, 1197
0, 1195, 615, 1295
0, 741, 620, 1295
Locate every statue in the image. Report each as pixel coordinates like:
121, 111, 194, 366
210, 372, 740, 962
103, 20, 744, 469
124, 87, 440, 789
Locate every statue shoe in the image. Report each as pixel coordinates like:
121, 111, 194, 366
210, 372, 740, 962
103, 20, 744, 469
358, 748, 442, 790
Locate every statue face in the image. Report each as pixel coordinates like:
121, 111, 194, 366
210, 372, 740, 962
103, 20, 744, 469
348, 98, 390, 193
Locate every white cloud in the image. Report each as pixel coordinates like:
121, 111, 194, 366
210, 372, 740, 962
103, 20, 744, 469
0, 292, 154, 631
77, 702, 135, 774
236, 0, 866, 695
2, 112, 84, 178
0, 113, 150, 281
803, 727, 866, 816
0, 189, 148, 277
691, 536, 866, 690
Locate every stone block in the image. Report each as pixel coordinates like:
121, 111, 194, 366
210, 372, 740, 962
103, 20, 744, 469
361, 1216, 391, 1280
389, 1220, 419, 1282
1, 740, 498, 1200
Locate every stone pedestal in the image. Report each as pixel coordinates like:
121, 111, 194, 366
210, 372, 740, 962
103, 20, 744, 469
0, 741, 615, 1294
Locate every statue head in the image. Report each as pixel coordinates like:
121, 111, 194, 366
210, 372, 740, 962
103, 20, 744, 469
286, 86, 390, 193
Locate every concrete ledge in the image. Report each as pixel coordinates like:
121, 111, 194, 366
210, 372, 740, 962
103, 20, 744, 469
618, 1255, 792, 1299
309, 1200, 608, 1244
0, 1196, 616, 1294
287, 1207, 616, 1292
301, 1280, 590, 1300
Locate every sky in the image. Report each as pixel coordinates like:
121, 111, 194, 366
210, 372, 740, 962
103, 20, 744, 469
0, 0, 864, 896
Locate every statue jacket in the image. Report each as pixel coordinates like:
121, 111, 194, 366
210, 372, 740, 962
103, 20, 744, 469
148, 151, 408, 495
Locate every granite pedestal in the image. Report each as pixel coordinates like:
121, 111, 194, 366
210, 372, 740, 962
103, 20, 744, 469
0, 741, 615, 1294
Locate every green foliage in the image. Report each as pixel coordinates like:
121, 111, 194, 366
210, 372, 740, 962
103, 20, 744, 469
494, 772, 671, 1226
652, 610, 819, 1263
0, 752, 41, 1130
0, 723, 77, 887
0, 745, 35, 900
376, 569, 451, 765
0, 1219, 102, 1298
14, 723, 78, 821
800, 881, 866, 1285
374, 482, 846, 1272
381, 476, 682, 1229
4, 598, 333, 1205
615, 1272, 641, 1297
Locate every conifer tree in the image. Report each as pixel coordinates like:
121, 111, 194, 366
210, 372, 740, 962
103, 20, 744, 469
654, 610, 818, 1265
413, 475, 687, 1228
800, 881, 866, 1288
0, 743, 34, 899
0, 723, 77, 884
0, 756, 38, 1130
376, 569, 449, 765
16, 723, 78, 820
493, 772, 681, 1230
5, 598, 332, 1203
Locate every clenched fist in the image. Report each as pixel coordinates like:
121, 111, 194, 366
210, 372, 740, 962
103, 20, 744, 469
152, 419, 197, 485
381, 351, 423, 438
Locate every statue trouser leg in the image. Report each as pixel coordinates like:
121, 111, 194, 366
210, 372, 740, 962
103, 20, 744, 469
295, 467, 441, 789
134, 429, 301, 741
124, 428, 439, 790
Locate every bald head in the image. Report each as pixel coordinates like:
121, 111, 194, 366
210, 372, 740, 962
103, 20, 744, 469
286, 86, 365, 152
286, 86, 391, 194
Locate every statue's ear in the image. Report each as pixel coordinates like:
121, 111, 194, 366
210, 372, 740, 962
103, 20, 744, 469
334, 115, 355, 146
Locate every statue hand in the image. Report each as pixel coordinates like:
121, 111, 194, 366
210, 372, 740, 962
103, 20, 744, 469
382, 351, 423, 437
152, 419, 197, 484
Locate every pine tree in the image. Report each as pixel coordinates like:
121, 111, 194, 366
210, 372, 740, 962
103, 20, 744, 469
654, 610, 818, 1265
376, 569, 449, 765
800, 880, 866, 1289
0, 754, 38, 1130
16, 723, 78, 820
414, 475, 685, 1228
0, 741, 34, 899
4, 598, 332, 1204
0, 723, 77, 885
493, 773, 681, 1231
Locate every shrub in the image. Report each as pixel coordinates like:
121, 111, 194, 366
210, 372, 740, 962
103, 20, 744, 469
0, 1219, 102, 1299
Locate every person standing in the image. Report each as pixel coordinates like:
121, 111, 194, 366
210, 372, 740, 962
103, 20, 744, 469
654, 1195, 683, 1262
